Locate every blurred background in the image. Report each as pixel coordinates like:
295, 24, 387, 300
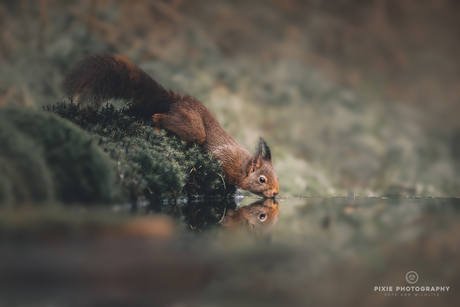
1, 0, 459, 197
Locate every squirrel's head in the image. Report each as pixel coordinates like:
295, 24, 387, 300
240, 138, 279, 198
222, 198, 280, 236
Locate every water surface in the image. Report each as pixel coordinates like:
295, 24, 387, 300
1, 197, 459, 307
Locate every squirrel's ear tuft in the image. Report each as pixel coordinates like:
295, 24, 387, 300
257, 137, 272, 163
247, 154, 263, 174
256, 138, 263, 157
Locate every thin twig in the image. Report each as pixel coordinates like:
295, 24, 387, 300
218, 174, 226, 190
218, 207, 227, 224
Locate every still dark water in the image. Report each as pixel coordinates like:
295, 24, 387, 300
1, 197, 460, 307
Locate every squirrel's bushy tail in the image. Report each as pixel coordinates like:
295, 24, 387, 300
62, 53, 178, 116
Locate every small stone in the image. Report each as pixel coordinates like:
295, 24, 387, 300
347, 194, 356, 200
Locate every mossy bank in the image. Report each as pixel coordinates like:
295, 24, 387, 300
0, 104, 235, 206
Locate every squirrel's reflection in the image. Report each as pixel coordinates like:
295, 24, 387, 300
222, 198, 279, 237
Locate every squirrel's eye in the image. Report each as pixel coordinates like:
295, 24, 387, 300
259, 213, 266, 221
259, 176, 266, 183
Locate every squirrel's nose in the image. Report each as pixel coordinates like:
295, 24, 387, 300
272, 192, 278, 197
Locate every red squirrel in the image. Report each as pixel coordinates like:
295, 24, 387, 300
222, 198, 279, 235
62, 54, 279, 197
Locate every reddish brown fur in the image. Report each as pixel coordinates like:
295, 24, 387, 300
62, 54, 279, 197
222, 199, 280, 235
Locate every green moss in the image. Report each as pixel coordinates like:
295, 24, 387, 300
0, 103, 235, 206
47, 102, 236, 203
0, 107, 119, 205
0, 119, 54, 203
